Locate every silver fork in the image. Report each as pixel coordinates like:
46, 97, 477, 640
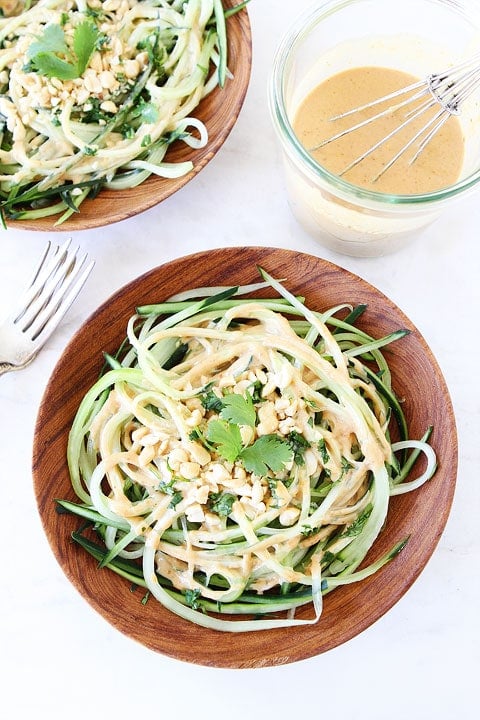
0, 240, 94, 375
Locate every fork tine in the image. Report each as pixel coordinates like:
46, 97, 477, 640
29, 254, 94, 344
12, 241, 55, 323
28, 241, 53, 287
19, 241, 78, 331
13, 240, 72, 325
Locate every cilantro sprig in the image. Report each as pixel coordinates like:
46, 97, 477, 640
200, 391, 298, 476
26, 21, 99, 80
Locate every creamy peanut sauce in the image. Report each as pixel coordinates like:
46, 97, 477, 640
293, 66, 465, 194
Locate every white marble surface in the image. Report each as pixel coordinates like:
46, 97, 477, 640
1, 1, 479, 717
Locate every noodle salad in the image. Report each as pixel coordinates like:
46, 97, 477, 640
0, 0, 244, 224
61, 269, 437, 632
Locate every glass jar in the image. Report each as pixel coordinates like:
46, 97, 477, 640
269, 0, 480, 256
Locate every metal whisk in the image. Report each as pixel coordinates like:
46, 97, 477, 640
313, 52, 480, 182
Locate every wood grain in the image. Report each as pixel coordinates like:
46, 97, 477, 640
32, 247, 458, 667
8, 1, 252, 231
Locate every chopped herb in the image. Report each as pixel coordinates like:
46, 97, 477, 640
133, 100, 159, 124
158, 479, 175, 495
82, 97, 111, 124
184, 588, 202, 609
121, 125, 135, 139
141, 134, 152, 147
86, 6, 103, 19
322, 551, 336, 566
249, 379, 264, 403
162, 127, 191, 145
95, 33, 110, 51
338, 456, 353, 480
285, 429, 310, 465
169, 491, 183, 509
123, 478, 145, 503
188, 427, 202, 442
208, 491, 235, 517
267, 477, 280, 506
301, 524, 317, 537
201, 389, 224, 413
340, 504, 373, 538
137, 30, 166, 80
317, 437, 330, 465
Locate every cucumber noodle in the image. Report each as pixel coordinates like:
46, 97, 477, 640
0, 0, 235, 223
63, 268, 437, 632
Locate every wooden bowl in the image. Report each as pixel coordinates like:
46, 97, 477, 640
32, 247, 457, 667
8, 2, 251, 232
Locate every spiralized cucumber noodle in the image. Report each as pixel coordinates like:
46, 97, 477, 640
0, 0, 236, 223
63, 268, 437, 632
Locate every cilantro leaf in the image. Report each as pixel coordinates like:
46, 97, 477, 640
206, 419, 242, 463
220, 393, 256, 428
73, 21, 99, 75
240, 434, 293, 476
27, 24, 69, 59
28, 52, 78, 80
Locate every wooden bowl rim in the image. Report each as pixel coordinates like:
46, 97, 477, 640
32, 247, 458, 668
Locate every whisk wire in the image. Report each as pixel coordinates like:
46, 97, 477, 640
373, 106, 445, 181
328, 80, 425, 120
410, 112, 450, 165
310, 83, 428, 151
314, 53, 480, 182
338, 96, 442, 180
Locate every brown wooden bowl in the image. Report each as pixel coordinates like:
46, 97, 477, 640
32, 247, 457, 667
8, 2, 251, 232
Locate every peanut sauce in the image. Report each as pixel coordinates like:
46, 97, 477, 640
293, 66, 464, 194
